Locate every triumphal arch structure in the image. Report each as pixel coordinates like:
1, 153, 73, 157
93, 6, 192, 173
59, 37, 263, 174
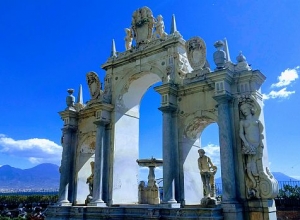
47, 7, 279, 220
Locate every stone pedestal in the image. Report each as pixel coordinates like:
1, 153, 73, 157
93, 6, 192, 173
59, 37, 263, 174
245, 199, 277, 220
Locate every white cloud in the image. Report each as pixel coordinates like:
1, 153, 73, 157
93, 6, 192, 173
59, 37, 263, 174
0, 134, 62, 165
263, 88, 295, 100
263, 66, 299, 100
271, 66, 299, 88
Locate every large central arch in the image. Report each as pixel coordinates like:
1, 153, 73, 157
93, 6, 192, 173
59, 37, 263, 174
112, 70, 162, 203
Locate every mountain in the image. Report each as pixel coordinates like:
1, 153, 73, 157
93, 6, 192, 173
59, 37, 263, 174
0, 163, 60, 191
215, 172, 299, 184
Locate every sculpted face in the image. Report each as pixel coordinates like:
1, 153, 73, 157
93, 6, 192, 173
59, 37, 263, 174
198, 149, 205, 158
241, 104, 251, 116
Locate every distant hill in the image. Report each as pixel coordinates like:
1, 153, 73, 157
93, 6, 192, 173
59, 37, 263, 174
215, 172, 299, 184
0, 163, 60, 191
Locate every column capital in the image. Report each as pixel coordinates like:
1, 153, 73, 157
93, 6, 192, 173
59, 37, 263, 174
159, 105, 177, 113
213, 93, 232, 104
154, 83, 178, 96
61, 125, 78, 132
94, 119, 110, 126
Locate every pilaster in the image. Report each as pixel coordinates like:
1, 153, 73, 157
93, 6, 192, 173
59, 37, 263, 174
213, 94, 243, 219
89, 103, 113, 207
57, 109, 78, 206
155, 83, 180, 207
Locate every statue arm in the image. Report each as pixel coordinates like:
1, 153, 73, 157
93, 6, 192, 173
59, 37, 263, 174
208, 157, 214, 168
239, 120, 249, 147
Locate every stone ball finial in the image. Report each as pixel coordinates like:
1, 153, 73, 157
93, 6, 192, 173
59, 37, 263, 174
235, 51, 251, 71
236, 51, 246, 62
214, 40, 224, 50
66, 88, 75, 107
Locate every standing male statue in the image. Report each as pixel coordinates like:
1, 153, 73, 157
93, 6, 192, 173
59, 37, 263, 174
198, 149, 217, 200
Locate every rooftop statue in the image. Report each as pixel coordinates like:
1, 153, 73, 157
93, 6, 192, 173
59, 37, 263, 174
124, 28, 133, 50
153, 15, 167, 39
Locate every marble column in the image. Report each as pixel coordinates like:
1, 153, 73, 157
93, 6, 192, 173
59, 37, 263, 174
102, 125, 111, 204
215, 94, 236, 201
214, 94, 243, 219
90, 120, 107, 206
159, 106, 177, 204
57, 125, 76, 205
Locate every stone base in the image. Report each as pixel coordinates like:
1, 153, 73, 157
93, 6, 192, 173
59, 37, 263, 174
46, 205, 223, 220
88, 202, 107, 207
55, 202, 72, 207
222, 202, 244, 220
162, 202, 181, 208
245, 199, 277, 220
201, 197, 217, 207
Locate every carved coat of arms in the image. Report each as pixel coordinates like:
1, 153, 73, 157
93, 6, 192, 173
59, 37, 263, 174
131, 7, 154, 45
185, 37, 207, 70
86, 71, 101, 99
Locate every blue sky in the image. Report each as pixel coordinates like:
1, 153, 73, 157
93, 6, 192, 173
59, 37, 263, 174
0, 1, 299, 180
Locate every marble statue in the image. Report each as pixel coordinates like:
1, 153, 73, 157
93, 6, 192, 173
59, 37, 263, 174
153, 15, 167, 39
124, 28, 133, 50
198, 149, 217, 198
239, 101, 264, 197
102, 73, 112, 103
238, 97, 278, 200
86, 161, 95, 203
86, 71, 102, 100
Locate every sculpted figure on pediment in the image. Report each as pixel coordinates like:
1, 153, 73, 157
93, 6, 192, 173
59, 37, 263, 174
124, 28, 133, 50
86, 71, 102, 100
131, 7, 154, 45
153, 15, 167, 39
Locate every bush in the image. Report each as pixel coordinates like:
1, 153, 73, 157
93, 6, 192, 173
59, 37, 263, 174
279, 185, 300, 199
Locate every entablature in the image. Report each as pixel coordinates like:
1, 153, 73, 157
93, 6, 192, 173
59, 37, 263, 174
102, 35, 185, 71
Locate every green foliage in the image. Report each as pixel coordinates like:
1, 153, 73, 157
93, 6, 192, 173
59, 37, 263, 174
0, 194, 58, 208
279, 184, 300, 199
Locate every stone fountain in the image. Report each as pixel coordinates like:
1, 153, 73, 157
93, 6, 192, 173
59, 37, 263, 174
136, 157, 163, 205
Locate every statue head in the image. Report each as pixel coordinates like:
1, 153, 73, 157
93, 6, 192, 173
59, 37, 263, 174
240, 102, 255, 116
198, 149, 205, 157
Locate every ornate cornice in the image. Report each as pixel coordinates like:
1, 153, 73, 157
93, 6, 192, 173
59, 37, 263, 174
102, 36, 185, 71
